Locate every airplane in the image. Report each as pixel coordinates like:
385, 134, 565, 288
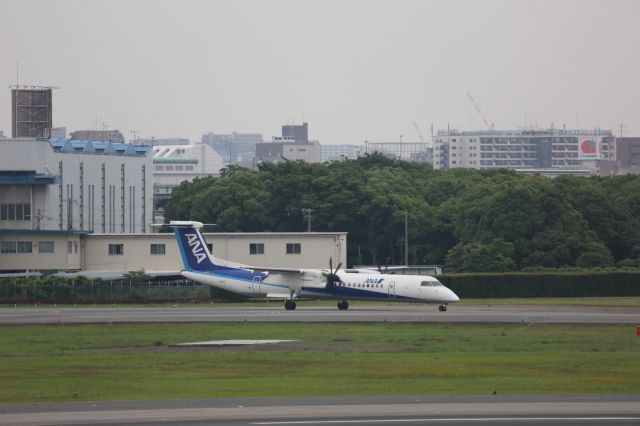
171, 220, 460, 311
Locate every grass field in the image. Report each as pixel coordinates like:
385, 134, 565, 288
1, 322, 639, 403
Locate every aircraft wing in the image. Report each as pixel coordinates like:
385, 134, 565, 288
255, 267, 329, 290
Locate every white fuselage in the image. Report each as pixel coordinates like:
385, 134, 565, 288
182, 270, 459, 304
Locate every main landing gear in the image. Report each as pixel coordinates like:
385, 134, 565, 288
337, 300, 349, 310
438, 304, 448, 312
284, 299, 297, 310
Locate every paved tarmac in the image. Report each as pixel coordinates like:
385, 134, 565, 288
1, 395, 639, 425
0, 304, 639, 325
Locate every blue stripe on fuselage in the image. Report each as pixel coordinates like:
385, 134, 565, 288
302, 285, 413, 300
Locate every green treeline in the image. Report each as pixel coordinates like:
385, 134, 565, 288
164, 154, 640, 272
440, 271, 640, 298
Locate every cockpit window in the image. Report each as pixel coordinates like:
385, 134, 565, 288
421, 280, 443, 287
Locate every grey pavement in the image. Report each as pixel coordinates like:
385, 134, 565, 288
0, 305, 639, 325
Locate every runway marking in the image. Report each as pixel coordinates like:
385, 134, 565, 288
252, 417, 640, 424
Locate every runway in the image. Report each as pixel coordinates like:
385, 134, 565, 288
1, 395, 639, 425
0, 304, 638, 325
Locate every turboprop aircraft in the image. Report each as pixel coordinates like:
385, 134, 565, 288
171, 221, 459, 311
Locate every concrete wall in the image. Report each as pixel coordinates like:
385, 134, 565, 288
0, 232, 82, 271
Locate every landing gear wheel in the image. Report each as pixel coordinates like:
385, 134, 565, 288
337, 300, 349, 310
285, 300, 297, 311
438, 304, 448, 312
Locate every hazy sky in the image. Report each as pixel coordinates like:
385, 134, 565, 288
1, 0, 638, 144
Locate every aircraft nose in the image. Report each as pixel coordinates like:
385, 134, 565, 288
447, 289, 460, 303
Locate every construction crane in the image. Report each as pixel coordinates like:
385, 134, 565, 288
466, 91, 494, 130
412, 121, 426, 143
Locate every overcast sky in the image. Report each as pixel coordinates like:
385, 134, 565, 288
1, 0, 638, 144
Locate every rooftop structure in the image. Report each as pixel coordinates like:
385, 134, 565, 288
11, 86, 53, 138
70, 129, 125, 143
282, 122, 308, 143
138, 137, 189, 146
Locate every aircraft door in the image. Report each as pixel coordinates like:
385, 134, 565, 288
388, 281, 396, 298
252, 276, 262, 294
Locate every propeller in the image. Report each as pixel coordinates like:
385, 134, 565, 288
325, 257, 343, 288
377, 257, 390, 274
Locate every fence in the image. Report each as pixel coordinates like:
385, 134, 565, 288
0, 277, 225, 304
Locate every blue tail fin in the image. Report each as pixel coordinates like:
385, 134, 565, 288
171, 221, 266, 282
171, 221, 218, 272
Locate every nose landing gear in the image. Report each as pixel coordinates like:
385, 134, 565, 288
438, 304, 448, 312
337, 300, 349, 310
284, 299, 297, 310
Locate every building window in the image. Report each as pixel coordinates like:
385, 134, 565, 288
165, 165, 174, 171
68, 241, 73, 254
0, 203, 31, 221
175, 165, 184, 171
1, 241, 17, 253
17, 241, 32, 253
39, 241, 54, 253
250, 243, 264, 255
150, 243, 166, 255
155, 165, 164, 171
286, 243, 301, 254
108, 243, 124, 255
185, 165, 194, 171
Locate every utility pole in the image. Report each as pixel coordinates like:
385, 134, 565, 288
301, 208, 313, 232
404, 210, 408, 266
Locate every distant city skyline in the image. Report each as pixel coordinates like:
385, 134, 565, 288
1, 0, 638, 144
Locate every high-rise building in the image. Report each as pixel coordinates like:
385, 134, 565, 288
616, 137, 640, 172
433, 129, 616, 176
11, 86, 53, 138
202, 132, 263, 167
282, 122, 308, 143
255, 122, 321, 164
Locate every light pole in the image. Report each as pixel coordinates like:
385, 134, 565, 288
301, 208, 313, 232
404, 210, 408, 266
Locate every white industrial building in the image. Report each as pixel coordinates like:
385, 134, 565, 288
0, 230, 347, 275
321, 144, 364, 162
0, 138, 152, 234
152, 143, 224, 221
0, 138, 346, 275
153, 143, 224, 195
